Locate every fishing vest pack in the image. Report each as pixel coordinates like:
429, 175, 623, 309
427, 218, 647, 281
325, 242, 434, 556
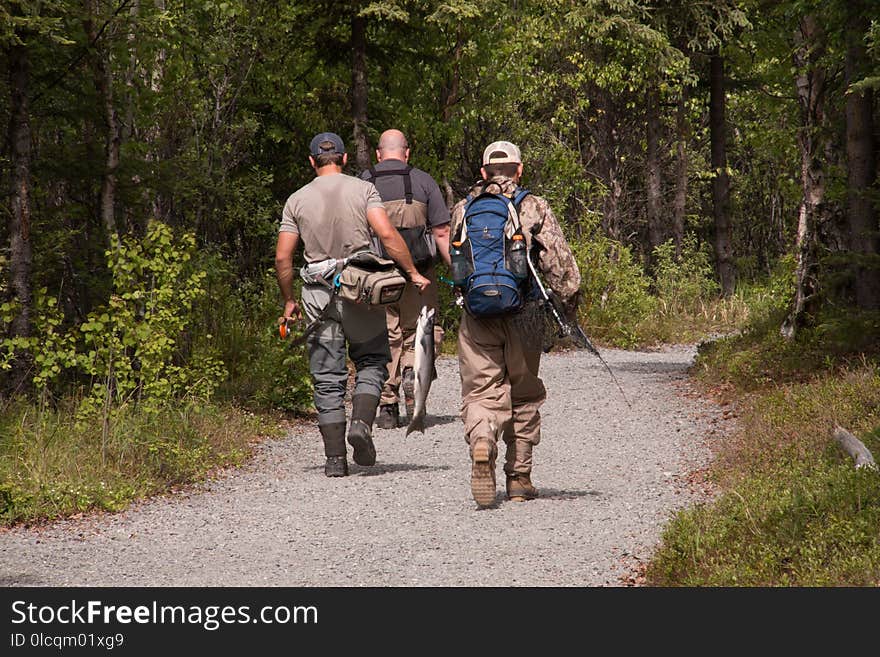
365, 165, 436, 269
450, 187, 531, 318
300, 252, 406, 307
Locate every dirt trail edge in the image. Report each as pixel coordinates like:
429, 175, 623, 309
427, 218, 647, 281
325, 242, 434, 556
0, 346, 724, 587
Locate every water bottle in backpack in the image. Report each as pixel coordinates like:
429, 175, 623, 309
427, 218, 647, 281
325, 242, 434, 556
507, 232, 528, 281
450, 240, 473, 286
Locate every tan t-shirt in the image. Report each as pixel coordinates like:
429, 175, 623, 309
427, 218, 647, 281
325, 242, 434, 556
280, 173, 384, 263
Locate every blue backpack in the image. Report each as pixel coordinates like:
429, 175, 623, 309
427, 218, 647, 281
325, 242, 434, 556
451, 187, 531, 318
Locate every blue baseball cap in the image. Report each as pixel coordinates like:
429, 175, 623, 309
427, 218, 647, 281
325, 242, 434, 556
309, 132, 346, 157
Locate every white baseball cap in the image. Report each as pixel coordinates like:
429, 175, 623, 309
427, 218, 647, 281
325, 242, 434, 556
482, 141, 521, 165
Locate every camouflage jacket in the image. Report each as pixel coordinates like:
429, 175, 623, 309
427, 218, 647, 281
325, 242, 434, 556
450, 176, 582, 308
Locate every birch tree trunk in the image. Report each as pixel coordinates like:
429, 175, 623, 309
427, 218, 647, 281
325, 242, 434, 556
672, 89, 688, 259
645, 84, 663, 265
782, 16, 827, 339
85, 1, 121, 246
440, 26, 464, 210
600, 90, 622, 241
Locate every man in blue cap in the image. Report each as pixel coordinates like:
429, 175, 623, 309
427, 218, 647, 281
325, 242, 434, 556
275, 132, 430, 476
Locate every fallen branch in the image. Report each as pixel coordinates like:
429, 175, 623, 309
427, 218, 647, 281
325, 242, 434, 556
833, 425, 877, 470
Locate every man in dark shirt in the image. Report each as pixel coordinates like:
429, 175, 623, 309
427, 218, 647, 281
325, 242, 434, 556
361, 129, 452, 428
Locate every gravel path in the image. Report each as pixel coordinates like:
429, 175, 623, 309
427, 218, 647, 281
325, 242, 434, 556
0, 346, 723, 587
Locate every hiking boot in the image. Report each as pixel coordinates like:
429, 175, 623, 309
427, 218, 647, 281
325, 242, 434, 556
375, 403, 399, 430
506, 473, 539, 502
348, 393, 379, 466
324, 455, 349, 477
402, 367, 415, 420
470, 438, 497, 508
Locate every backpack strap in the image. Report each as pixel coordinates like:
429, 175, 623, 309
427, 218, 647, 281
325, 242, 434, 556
365, 165, 413, 204
504, 187, 530, 236
456, 193, 475, 243
512, 187, 530, 208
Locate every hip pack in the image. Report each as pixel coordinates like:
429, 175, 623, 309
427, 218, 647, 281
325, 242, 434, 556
335, 251, 407, 306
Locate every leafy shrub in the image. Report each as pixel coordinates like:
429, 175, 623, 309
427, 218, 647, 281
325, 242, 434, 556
652, 236, 719, 315
2, 221, 226, 412
570, 220, 656, 348
200, 264, 312, 413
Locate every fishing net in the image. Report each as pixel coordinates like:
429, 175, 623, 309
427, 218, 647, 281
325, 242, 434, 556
511, 299, 558, 352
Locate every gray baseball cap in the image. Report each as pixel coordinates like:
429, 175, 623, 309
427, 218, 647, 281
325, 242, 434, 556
309, 132, 346, 157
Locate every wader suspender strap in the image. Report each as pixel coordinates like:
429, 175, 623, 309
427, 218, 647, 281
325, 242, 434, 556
367, 165, 413, 204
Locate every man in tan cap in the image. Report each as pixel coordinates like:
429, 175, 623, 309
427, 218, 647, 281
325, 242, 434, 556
449, 140, 581, 507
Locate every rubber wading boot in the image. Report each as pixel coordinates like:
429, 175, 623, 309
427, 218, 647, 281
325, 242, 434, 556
506, 473, 538, 501
375, 403, 399, 430
324, 456, 348, 477
348, 394, 378, 466
402, 367, 415, 422
320, 422, 348, 477
470, 438, 497, 507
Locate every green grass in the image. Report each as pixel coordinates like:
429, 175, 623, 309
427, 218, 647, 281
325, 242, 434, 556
646, 320, 880, 586
647, 459, 880, 586
0, 399, 283, 526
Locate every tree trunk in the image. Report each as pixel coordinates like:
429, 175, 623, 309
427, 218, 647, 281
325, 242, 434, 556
599, 90, 622, 241
672, 88, 688, 259
439, 27, 464, 209
147, 0, 169, 226
845, 1, 880, 310
351, 10, 371, 172
645, 84, 663, 264
710, 50, 735, 296
782, 16, 827, 339
6, 41, 34, 393
85, 2, 121, 246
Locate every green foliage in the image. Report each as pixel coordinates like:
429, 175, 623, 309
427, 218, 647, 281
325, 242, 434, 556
653, 237, 720, 313
1, 291, 78, 391
694, 279, 880, 392
2, 222, 226, 416
201, 265, 313, 413
79, 223, 225, 411
572, 225, 656, 348
570, 226, 759, 348
434, 263, 462, 354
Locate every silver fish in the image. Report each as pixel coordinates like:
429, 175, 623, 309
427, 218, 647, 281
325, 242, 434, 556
406, 306, 436, 436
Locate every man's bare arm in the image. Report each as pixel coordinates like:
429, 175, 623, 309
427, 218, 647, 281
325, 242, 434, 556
432, 223, 452, 268
275, 231, 302, 318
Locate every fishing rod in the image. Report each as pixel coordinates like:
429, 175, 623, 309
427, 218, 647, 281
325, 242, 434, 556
525, 254, 632, 410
